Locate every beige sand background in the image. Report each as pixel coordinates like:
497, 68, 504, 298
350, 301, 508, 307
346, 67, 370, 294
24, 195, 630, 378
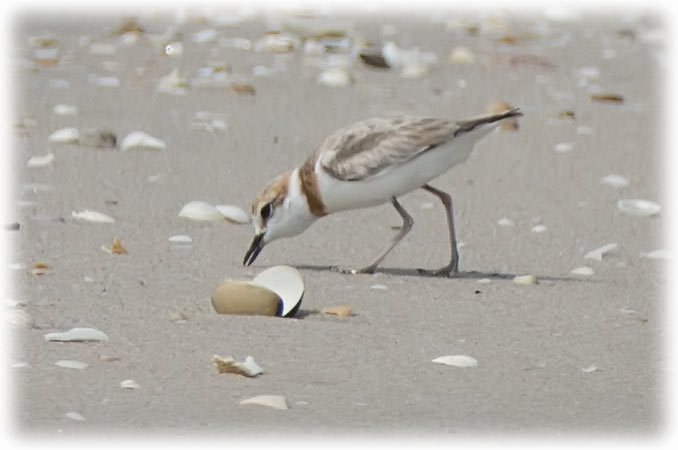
3, 5, 671, 439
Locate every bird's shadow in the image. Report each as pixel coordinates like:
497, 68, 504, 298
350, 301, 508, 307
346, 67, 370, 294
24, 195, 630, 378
294, 264, 593, 283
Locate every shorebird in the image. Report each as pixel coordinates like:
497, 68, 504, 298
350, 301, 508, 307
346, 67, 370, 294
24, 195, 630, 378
243, 108, 522, 276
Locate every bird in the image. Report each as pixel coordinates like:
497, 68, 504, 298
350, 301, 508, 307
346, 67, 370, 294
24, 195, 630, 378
243, 108, 522, 276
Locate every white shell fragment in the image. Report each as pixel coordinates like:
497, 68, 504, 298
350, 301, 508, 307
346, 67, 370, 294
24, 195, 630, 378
497, 217, 515, 227
64, 412, 86, 422
52, 104, 78, 115
582, 365, 599, 373
449, 46, 476, 64
317, 67, 352, 87
584, 243, 619, 261
432, 355, 478, 368
252, 265, 304, 317
44, 327, 109, 342
640, 249, 671, 260
48, 127, 80, 143
27, 152, 55, 168
571, 266, 594, 276
212, 355, 263, 377
600, 174, 630, 189
120, 131, 167, 151
179, 201, 224, 222
168, 234, 193, 243
214, 204, 251, 224
531, 224, 548, 233
55, 360, 90, 370
71, 210, 115, 223
120, 379, 141, 389
554, 142, 574, 153
239, 395, 288, 410
513, 274, 538, 285
617, 199, 661, 217
157, 68, 188, 95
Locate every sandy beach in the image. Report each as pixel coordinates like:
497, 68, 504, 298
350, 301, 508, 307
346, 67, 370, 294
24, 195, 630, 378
3, 5, 669, 439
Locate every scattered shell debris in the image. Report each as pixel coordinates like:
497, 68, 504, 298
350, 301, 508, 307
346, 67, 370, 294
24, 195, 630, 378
212, 266, 304, 317
48, 127, 80, 144
120, 379, 141, 390
581, 365, 599, 373
212, 355, 263, 377
3, 309, 33, 328
571, 266, 594, 276
600, 174, 630, 189
101, 236, 127, 255
157, 68, 188, 95
72, 210, 115, 224
584, 243, 619, 261
168, 234, 193, 244
239, 395, 288, 410
382, 41, 437, 79
44, 327, 109, 342
64, 412, 86, 422
497, 217, 515, 227
432, 355, 478, 368
54, 360, 90, 370
27, 152, 55, 168
317, 67, 352, 87
639, 249, 670, 260
52, 104, 78, 115
120, 131, 167, 151
513, 274, 538, 285
617, 199, 660, 217
318, 305, 353, 317
531, 224, 548, 233
554, 142, 574, 153
591, 93, 624, 103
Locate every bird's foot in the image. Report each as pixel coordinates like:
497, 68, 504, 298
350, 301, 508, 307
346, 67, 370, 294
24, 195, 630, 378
417, 265, 459, 278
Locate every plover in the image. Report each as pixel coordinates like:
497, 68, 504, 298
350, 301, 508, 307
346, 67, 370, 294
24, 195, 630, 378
244, 108, 522, 276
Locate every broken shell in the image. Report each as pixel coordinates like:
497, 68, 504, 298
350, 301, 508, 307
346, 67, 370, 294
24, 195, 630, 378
211, 281, 282, 316
179, 200, 224, 222
449, 46, 476, 64
120, 131, 166, 151
318, 67, 352, 87
432, 355, 478, 368
617, 199, 661, 217
554, 142, 574, 153
212, 355, 263, 377
72, 210, 115, 223
120, 379, 141, 389
251, 265, 304, 317
49, 127, 79, 144
513, 274, 538, 285
55, 360, 90, 370
571, 266, 594, 276
239, 395, 288, 410
640, 249, 670, 260
52, 104, 78, 115
44, 327, 109, 342
214, 204, 251, 224
27, 152, 55, 168
168, 234, 192, 243
584, 243, 619, 261
600, 174, 630, 189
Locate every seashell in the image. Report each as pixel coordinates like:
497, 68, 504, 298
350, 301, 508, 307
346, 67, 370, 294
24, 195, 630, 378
239, 394, 288, 410
27, 152, 55, 168
168, 234, 193, 243
640, 249, 670, 260
55, 360, 89, 370
497, 217, 515, 227
158, 68, 188, 95
251, 265, 304, 317
120, 131, 167, 151
254, 33, 297, 53
317, 67, 352, 87
52, 104, 78, 115
120, 379, 141, 389
513, 274, 538, 285
49, 127, 79, 144
617, 199, 660, 216
432, 355, 478, 368
214, 204, 251, 224
3, 309, 33, 328
554, 142, 574, 153
211, 281, 282, 316
600, 174, 629, 189
400, 61, 432, 79
531, 224, 547, 233
72, 210, 115, 223
571, 266, 594, 276
449, 46, 476, 64
581, 365, 598, 373
101, 236, 127, 254
584, 243, 618, 261
44, 327, 109, 342
179, 200, 224, 222
358, 49, 390, 69
212, 355, 263, 377
64, 412, 86, 422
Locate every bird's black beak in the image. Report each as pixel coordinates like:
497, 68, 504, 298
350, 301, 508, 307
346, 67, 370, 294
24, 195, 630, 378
243, 233, 265, 266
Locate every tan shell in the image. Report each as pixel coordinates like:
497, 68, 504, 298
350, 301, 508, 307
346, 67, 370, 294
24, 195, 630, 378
211, 281, 282, 316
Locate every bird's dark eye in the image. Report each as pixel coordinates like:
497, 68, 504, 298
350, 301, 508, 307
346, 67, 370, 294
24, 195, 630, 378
260, 202, 273, 220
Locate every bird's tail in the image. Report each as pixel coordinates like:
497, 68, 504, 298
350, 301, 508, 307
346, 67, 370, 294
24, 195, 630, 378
453, 108, 522, 137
